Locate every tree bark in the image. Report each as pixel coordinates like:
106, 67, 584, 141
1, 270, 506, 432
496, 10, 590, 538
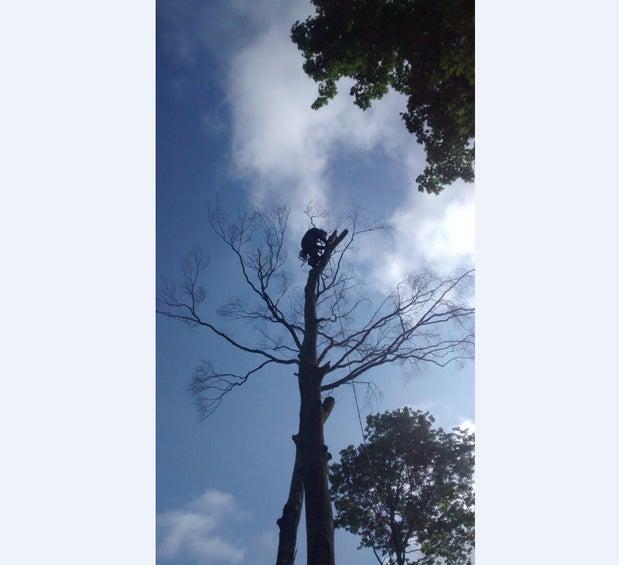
299, 365, 334, 565
275, 397, 335, 565
296, 229, 348, 565
275, 434, 303, 565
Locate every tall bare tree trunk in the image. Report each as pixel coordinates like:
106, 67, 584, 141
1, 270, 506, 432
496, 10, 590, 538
296, 231, 346, 565
276, 434, 303, 565
275, 229, 347, 565
276, 398, 334, 565
298, 366, 334, 565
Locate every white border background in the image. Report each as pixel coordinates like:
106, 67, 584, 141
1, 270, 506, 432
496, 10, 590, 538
1, 1, 617, 563
0, 1, 155, 563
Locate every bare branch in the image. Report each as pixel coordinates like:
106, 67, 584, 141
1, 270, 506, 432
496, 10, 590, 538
190, 359, 275, 420
157, 307, 297, 365
209, 204, 303, 350
157, 244, 297, 365
160, 205, 474, 423
319, 270, 474, 391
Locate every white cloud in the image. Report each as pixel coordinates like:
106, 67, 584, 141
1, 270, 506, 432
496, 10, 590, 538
163, 1, 476, 284
160, 0, 474, 294
364, 184, 475, 291
224, 9, 474, 284
456, 418, 476, 434
416, 196, 475, 264
158, 488, 247, 564
227, 21, 415, 226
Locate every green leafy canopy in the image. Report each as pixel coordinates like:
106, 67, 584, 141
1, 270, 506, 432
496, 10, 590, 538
329, 408, 475, 564
291, 0, 474, 195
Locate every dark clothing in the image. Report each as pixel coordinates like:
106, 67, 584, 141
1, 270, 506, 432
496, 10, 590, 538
299, 228, 328, 267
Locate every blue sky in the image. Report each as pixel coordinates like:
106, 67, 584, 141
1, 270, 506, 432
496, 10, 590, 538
157, 1, 475, 563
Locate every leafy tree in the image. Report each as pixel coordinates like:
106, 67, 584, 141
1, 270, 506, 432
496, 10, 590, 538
291, 0, 474, 195
158, 207, 474, 565
330, 408, 474, 565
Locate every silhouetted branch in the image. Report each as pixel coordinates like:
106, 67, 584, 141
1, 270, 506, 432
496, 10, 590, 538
190, 359, 275, 420
157, 244, 297, 366
158, 206, 474, 419
320, 270, 474, 391
210, 204, 303, 350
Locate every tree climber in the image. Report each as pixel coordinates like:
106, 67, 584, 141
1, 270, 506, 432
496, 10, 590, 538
299, 227, 328, 267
